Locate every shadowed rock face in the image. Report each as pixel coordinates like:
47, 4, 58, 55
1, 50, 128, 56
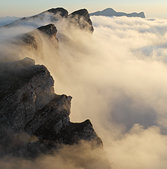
0, 58, 55, 131
0, 58, 102, 158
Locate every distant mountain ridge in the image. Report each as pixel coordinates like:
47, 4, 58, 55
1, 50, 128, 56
90, 8, 145, 18
0, 16, 19, 26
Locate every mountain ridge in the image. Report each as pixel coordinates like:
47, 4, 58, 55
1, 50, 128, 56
3, 8, 94, 32
0, 8, 112, 168
0, 7, 107, 162
90, 8, 145, 18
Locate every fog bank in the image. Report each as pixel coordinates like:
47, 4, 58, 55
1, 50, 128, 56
1, 15, 167, 168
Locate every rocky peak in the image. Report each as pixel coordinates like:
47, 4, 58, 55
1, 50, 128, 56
37, 24, 57, 38
47, 8, 68, 17
68, 9, 94, 32
70, 9, 90, 16
138, 12, 145, 18
20, 24, 58, 49
103, 8, 116, 12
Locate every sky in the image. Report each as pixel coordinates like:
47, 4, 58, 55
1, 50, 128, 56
0, 0, 166, 18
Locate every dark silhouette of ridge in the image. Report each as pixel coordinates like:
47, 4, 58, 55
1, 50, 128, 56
90, 8, 145, 18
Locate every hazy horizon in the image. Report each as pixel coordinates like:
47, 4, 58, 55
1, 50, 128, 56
0, 0, 167, 19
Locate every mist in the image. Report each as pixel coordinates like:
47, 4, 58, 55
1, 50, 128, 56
0, 141, 110, 169
0, 17, 19, 26
1, 15, 167, 168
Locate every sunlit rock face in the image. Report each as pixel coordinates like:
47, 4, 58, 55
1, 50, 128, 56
0, 58, 102, 158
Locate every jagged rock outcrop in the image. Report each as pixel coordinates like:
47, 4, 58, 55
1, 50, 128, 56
37, 24, 57, 38
0, 58, 55, 131
0, 58, 102, 158
21, 24, 58, 49
68, 9, 94, 32
90, 8, 145, 18
47, 8, 68, 18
